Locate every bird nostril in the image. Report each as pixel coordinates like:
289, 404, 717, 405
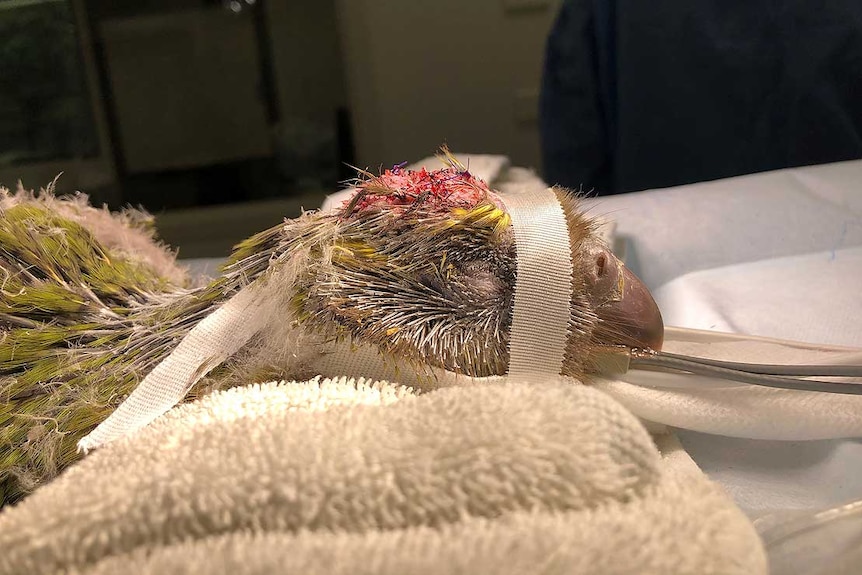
595, 253, 607, 278
587, 249, 620, 297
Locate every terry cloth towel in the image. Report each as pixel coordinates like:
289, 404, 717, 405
0, 377, 766, 575
599, 327, 862, 440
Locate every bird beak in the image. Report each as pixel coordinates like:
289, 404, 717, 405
587, 248, 664, 351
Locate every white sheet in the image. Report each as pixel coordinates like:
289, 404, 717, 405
580, 160, 862, 294
654, 247, 862, 348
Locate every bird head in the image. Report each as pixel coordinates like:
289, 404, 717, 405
291, 157, 663, 381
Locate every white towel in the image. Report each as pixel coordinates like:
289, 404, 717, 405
599, 327, 862, 440
0, 377, 765, 575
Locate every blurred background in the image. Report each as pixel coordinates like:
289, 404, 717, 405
0, 0, 559, 256
4, 0, 860, 258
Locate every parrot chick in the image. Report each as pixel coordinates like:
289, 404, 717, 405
0, 152, 662, 505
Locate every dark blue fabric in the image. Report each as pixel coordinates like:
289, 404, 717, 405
540, 0, 862, 194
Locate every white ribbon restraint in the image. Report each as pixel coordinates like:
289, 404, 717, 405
498, 188, 574, 379
77, 284, 268, 452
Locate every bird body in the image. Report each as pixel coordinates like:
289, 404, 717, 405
0, 153, 663, 506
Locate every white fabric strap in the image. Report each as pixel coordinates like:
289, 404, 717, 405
498, 187, 574, 378
77, 284, 268, 452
